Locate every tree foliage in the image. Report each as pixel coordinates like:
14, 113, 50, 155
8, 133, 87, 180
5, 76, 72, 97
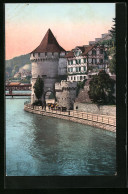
33, 75, 44, 101
109, 18, 116, 74
110, 18, 116, 45
88, 70, 115, 105
76, 79, 87, 97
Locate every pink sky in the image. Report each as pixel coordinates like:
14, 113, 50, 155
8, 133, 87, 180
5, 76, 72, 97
5, 3, 115, 60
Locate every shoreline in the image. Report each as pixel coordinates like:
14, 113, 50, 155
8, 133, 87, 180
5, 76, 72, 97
24, 104, 116, 133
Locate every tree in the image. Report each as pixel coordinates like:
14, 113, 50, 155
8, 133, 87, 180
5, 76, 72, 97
88, 70, 115, 105
33, 75, 44, 101
109, 18, 116, 74
110, 18, 116, 46
76, 79, 87, 97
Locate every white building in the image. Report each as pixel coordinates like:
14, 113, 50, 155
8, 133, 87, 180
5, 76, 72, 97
65, 44, 109, 82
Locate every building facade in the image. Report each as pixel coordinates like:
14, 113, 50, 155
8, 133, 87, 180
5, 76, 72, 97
65, 44, 109, 82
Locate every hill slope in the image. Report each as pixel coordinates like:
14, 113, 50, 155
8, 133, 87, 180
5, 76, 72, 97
6, 54, 31, 77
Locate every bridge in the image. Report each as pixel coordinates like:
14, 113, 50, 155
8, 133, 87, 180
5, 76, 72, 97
5, 83, 32, 97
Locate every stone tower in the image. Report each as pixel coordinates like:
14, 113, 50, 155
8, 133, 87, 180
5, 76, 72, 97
30, 29, 66, 103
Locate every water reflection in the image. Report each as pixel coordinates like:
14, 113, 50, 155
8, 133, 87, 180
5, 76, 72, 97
6, 98, 116, 176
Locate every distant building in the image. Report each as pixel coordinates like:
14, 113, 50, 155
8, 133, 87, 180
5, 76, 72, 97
89, 30, 111, 45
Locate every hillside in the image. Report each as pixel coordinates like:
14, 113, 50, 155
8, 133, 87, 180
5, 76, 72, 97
6, 54, 31, 78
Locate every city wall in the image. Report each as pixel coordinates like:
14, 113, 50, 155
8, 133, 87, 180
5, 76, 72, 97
74, 102, 116, 117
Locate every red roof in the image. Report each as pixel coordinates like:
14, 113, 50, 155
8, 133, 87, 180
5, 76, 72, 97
31, 29, 65, 53
65, 45, 95, 58
65, 50, 74, 58
9, 82, 21, 86
82, 45, 95, 56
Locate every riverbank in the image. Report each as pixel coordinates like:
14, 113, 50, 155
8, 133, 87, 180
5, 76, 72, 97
24, 104, 116, 132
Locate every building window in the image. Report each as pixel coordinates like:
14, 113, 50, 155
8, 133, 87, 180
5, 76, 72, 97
71, 60, 73, 65
76, 60, 78, 64
74, 77, 76, 80
38, 53, 40, 57
80, 76, 82, 80
84, 58, 86, 63
68, 68, 70, 72
45, 52, 47, 57
33, 53, 35, 57
79, 59, 81, 64
100, 49, 103, 54
92, 58, 96, 64
79, 67, 81, 72
71, 76, 73, 80
76, 67, 79, 72
71, 67, 73, 72
100, 59, 103, 64
92, 50, 96, 56
83, 66, 86, 71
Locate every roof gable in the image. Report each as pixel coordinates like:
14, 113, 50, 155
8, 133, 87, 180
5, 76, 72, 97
31, 29, 65, 53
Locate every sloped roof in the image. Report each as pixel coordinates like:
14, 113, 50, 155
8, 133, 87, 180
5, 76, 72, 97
31, 29, 65, 53
65, 45, 95, 58
82, 45, 95, 56
65, 50, 74, 58
76, 46, 85, 53
9, 82, 21, 86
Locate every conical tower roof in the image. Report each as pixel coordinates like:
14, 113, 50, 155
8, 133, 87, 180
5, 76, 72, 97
31, 29, 65, 53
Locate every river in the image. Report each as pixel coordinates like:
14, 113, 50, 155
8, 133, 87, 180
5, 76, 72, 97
6, 96, 116, 176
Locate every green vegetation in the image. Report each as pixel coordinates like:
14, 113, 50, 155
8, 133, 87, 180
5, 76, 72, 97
88, 70, 115, 105
96, 18, 116, 74
33, 75, 44, 101
76, 79, 87, 97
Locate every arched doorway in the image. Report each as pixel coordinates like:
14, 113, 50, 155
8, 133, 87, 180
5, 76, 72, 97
44, 90, 56, 104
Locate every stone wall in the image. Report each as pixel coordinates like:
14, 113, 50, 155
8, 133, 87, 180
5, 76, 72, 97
58, 58, 67, 75
24, 105, 116, 132
55, 81, 77, 109
74, 102, 116, 117
31, 52, 60, 103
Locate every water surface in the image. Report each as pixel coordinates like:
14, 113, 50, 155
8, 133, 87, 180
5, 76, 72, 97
6, 98, 116, 176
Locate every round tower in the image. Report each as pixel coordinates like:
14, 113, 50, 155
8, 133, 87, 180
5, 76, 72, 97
30, 29, 66, 103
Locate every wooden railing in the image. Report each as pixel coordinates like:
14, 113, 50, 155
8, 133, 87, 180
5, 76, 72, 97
24, 104, 116, 127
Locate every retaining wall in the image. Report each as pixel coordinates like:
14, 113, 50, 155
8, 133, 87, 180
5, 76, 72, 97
24, 105, 116, 132
74, 102, 116, 117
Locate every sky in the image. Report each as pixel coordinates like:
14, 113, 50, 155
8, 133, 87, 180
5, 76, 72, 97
5, 3, 115, 60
